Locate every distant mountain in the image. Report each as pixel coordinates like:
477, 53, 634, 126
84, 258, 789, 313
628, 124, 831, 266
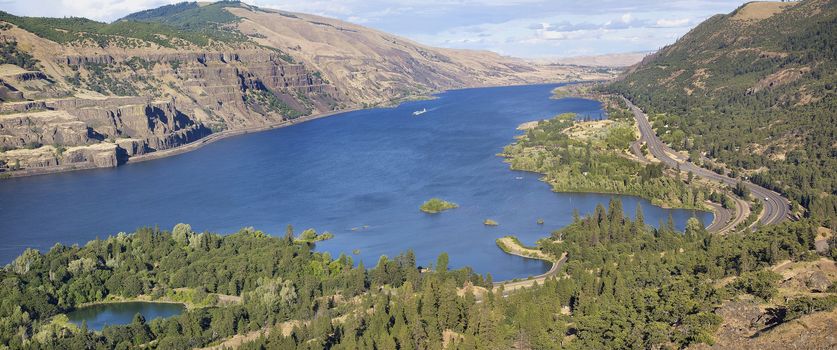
0, 1, 609, 176
606, 0, 836, 220
531, 51, 653, 68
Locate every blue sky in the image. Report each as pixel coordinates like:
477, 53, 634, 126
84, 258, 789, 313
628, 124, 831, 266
1, 0, 749, 57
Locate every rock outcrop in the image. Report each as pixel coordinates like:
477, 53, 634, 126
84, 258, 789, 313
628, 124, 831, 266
0, 143, 120, 170
690, 302, 837, 350
0, 98, 211, 170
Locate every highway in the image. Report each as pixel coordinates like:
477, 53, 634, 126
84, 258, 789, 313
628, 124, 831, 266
485, 98, 792, 299
622, 97, 790, 227
704, 195, 750, 233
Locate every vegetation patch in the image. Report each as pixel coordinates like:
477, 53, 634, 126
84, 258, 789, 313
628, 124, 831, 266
420, 198, 458, 213
496, 235, 550, 261
294, 228, 334, 243
83, 63, 139, 96
0, 41, 39, 71
502, 102, 712, 211
0, 3, 246, 48
119, 1, 249, 44
163, 288, 217, 308
780, 295, 837, 323
534, 198, 828, 349
244, 88, 307, 119
550, 83, 593, 99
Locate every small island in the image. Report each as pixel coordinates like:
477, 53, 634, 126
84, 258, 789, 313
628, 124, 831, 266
420, 198, 459, 214
295, 228, 334, 243
484, 219, 499, 226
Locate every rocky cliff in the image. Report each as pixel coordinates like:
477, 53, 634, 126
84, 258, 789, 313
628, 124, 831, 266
0, 1, 610, 176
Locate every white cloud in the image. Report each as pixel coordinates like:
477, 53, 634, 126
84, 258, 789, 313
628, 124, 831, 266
251, 0, 354, 17
62, 0, 171, 21
653, 18, 693, 28
347, 16, 369, 23
3, 0, 173, 21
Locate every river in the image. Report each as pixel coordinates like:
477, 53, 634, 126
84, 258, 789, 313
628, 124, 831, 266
0, 84, 711, 280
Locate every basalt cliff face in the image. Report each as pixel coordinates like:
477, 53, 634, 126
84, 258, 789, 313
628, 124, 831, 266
0, 1, 611, 176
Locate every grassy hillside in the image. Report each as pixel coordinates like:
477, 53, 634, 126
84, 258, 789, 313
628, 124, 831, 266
118, 1, 248, 43
0, 2, 246, 48
118, 2, 201, 22
604, 0, 837, 222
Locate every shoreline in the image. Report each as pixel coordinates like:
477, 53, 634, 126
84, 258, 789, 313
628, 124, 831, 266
127, 108, 358, 165
0, 108, 359, 180
72, 287, 242, 311
502, 119, 714, 216
492, 236, 567, 292
74, 298, 189, 310
0, 81, 582, 181
507, 166, 720, 220
505, 93, 736, 234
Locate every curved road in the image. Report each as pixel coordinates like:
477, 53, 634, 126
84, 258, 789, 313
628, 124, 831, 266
704, 195, 750, 233
623, 97, 790, 227
494, 252, 568, 295
488, 98, 791, 298
705, 202, 732, 232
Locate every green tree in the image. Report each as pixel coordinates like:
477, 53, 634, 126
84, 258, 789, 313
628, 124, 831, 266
436, 253, 449, 273
172, 223, 192, 244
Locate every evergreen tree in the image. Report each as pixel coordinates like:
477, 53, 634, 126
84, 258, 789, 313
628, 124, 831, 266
436, 253, 449, 273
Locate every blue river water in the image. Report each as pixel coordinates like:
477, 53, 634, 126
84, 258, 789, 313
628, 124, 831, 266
0, 84, 711, 280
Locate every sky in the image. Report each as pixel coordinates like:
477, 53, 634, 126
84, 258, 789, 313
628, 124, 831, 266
0, 0, 750, 58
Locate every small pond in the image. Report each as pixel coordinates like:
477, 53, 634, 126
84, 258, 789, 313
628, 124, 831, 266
67, 302, 185, 330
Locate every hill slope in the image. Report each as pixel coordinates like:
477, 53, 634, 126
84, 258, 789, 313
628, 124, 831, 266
606, 0, 837, 221
0, 1, 607, 176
